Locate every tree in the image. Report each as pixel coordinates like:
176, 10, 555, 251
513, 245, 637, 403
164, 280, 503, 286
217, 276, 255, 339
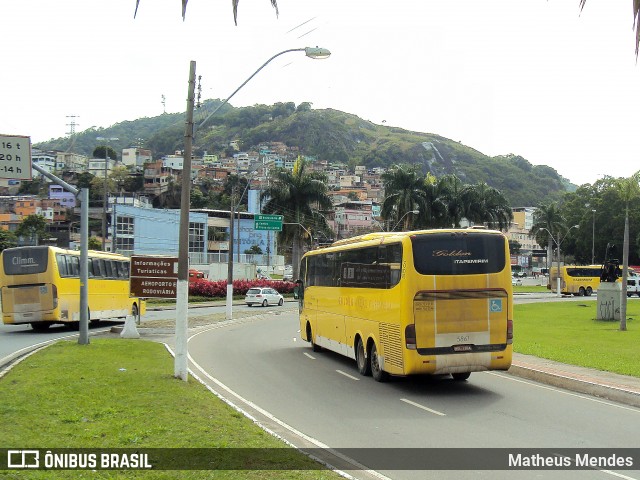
381, 164, 427, 231
437, 174, 468, 228
260, 157, 333, 280
580, 1, 640, 56
93, 146, 118, 160
416, 173, 448, 229
530, 203, 566, 272
88, 237, 102, 250
463, 182, 513, 230
244, 245, 263, 255
615, 172, 640, 331
134, 0, 279, 24
0, 230, 17, 251
110, 166, 130, 193
15, 215, 48, 246
18, 179, 44, 195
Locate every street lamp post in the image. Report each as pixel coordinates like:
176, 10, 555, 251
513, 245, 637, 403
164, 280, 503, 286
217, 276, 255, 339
391, 210, 419, 231
194, 47, 330, 321
541, 225, 579, 297
175, 46, 331, 375
96, 136, 118, 251
592, 209, 596, 264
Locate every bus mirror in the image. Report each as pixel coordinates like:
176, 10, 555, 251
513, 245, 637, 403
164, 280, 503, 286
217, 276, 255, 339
293, 287, 299, 299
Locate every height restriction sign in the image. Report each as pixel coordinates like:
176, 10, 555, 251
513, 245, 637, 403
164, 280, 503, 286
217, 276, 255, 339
0, 134, 32, 180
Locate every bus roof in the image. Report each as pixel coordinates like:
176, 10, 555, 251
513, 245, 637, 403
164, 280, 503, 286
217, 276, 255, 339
305, 228, 505, 256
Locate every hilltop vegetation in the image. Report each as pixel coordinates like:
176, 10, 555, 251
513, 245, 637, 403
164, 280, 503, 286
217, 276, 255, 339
35, 101, 571, 206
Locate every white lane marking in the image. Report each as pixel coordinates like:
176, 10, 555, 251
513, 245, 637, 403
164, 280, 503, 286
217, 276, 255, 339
336, 370, 360, 381
485, 371, 640, 414
400, 398, 446, 416
303, 352, 315, 360
184, 327, 392, 480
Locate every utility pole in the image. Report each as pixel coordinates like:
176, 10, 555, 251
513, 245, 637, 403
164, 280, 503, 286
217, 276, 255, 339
175, 60, 196, 381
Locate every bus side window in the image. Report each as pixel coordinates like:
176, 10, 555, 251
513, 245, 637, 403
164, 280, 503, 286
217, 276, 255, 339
69, 256, 80, 277
56, 254, 68, 277
92, 258, 105, 278
117, 261, 128, 279
104, 261, 115, 278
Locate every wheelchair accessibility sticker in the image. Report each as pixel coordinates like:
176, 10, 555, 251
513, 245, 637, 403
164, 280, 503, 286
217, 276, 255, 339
489, 299, 503, 313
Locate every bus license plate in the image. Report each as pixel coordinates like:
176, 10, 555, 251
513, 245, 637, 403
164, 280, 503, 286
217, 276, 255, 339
453, 345, 473, 352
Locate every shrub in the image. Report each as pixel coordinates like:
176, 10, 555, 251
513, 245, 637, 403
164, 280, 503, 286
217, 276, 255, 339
189, 278, 295, 298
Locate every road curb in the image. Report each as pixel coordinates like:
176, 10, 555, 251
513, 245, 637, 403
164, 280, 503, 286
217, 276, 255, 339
508, 363, 640, 408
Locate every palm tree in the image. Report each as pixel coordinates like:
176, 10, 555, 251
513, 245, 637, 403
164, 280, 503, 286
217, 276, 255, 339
437, 174, 468, 228
260, 158, 332, 280
463, 182, 513, 230
530, 202, 566, 272
381, 164, 427, 231
616, 172, 640, 331
135, 0, 279, 23
580, 1, 640, 56
416, 173, 448, 229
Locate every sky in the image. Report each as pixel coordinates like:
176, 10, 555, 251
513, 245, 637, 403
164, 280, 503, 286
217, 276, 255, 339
1, 0, 639, 186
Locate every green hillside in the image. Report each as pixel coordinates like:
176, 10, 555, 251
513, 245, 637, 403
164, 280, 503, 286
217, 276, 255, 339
35, 101, 571, 206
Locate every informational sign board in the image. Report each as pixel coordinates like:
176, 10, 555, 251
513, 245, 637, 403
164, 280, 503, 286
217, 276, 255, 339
129, 256, 178, 299
254, 214, 283, 231
0, 134, 32, 180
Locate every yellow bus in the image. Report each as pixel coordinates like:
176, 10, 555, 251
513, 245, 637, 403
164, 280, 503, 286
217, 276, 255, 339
1, 246, 145, 331
547, 265, 604, 296
296, 228, 513, 382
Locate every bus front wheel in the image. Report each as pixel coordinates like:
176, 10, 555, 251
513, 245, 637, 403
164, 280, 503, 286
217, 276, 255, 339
132, 303, 139, 317
356, 337, 371, 376
452, 372, 471, 381
370, 342, 388, 382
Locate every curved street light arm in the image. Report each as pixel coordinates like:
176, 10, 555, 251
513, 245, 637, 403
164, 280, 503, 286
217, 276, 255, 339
198, 47, 329, 131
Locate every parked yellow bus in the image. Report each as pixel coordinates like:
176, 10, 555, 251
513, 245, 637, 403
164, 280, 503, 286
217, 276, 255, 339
1, 246, 145, 331
296, 228, 513, 382
547, 265, 604, 296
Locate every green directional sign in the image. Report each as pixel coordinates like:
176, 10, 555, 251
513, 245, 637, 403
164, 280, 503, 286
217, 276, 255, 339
254, 214, 283, 231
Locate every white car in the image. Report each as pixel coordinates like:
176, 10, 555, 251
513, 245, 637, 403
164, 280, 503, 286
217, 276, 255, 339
245, 287, 284, 307
512, 277, 523, 286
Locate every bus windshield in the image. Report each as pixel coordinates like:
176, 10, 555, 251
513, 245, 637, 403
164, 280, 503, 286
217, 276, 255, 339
2, 246, 49, 275
411, 232, 506, 275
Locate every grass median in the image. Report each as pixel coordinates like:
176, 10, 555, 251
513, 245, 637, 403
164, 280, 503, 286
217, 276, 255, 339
1, 299, 638, 478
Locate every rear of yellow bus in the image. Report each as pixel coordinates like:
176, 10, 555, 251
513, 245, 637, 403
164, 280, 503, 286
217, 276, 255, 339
402, 229, 513, 378
1, 246, 61, 328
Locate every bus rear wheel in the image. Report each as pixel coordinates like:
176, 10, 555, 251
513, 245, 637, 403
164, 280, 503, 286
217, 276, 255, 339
356, 338, 371, 376
306, 323, 321, 352
370, 342, 388, 382
578, 287, 586, 296
586, 287, 593, 296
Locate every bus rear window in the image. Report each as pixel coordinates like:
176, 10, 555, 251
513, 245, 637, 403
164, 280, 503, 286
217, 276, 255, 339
411, 232, 506, 275
2, 247, 49, 275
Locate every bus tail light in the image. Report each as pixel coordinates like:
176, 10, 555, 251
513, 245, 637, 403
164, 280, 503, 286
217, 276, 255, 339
52, 284, 58, 309
506, 319, 513, 344
405, 324, 416, 350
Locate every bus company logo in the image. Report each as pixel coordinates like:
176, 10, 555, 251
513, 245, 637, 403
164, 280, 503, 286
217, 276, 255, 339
8, 450, 39, 469
432, 249, 472, 257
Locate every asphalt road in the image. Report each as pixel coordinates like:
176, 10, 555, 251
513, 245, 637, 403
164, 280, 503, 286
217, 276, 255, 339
187, 308, 640, 480
3, 293, 639, 479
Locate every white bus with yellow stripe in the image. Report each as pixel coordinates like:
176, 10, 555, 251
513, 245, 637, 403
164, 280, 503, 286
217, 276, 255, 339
296, 228, 513, 382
